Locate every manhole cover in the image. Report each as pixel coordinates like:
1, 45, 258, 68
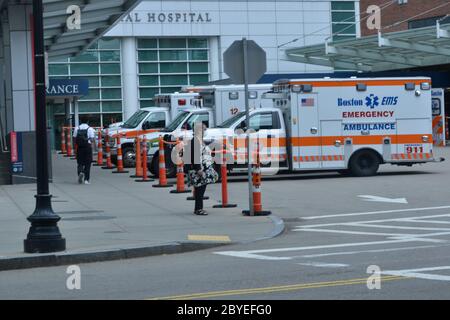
63, 216, 116, 221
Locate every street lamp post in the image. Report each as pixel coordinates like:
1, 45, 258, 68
24, 0, 66, 253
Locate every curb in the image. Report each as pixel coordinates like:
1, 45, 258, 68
0, 216, 285, 272
0, 242, 230, 272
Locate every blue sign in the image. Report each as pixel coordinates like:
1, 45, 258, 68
11, 132, 23, 174
46, 79, 89, 97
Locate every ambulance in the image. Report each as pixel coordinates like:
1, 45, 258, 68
105, 91, 198, 167
431, 88, 446, 147
203, 77, 443, 176
145, 84, 273, 176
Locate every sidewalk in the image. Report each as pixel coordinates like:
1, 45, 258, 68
0, 153, 283, 270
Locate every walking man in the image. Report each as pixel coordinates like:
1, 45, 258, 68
74, 117, 96, 184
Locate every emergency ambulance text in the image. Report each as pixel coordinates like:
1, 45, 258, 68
343, 111, 395, 118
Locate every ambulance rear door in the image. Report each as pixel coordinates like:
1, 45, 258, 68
297, 93, 321, 169
432, 88, 445, 146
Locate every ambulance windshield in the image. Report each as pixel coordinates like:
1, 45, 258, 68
161, 111, 190, 132
122, 110, 149, 129
217, 112, 245, 128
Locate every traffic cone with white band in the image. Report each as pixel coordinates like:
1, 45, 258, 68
153, 137, 173, 188
112, 134, 129, 174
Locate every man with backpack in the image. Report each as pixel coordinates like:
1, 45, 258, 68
73, 118, 96, 184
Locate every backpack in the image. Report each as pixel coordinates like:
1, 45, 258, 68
76, 128, 90, 148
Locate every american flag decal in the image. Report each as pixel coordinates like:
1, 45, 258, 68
301, 98, 314, 107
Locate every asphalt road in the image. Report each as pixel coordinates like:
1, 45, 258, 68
1, 147, 450, 300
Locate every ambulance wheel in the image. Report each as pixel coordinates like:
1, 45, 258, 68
151, 151, 176, 178
122, 147, 135, 168
349, 150, 380, 177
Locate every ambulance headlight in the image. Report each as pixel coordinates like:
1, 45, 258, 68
422, 135, 429, 143
292, 85, 301, 92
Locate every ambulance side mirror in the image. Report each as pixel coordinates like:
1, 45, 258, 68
142, 121, 150, 130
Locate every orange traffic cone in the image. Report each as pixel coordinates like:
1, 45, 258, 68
242, 143, 271, 216
170, 139, 190, 193
102, 129, 115, 170
112, 134, 129, 174
136, 136, 154, 182
94, 130, 104, 166
59, 126, 66, 154
213, 138, 236, 208
153, 137, 173, 188
130, 135, 143, 178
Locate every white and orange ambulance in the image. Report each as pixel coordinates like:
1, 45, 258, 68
432, 88, 446, 147
105, 91, 198, 167
204, 77, 443, 176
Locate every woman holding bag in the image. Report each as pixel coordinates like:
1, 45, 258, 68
188, 122, 218, 216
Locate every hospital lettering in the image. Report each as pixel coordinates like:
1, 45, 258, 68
123, 12, 212, 24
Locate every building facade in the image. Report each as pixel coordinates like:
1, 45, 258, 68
48, 0, 360, 128
360, 0, 450, 36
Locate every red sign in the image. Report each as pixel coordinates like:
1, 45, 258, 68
10, 132, 17, 163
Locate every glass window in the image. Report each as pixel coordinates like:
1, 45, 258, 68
140, 100, 155, 108
189, 74, 209, 85
331, 1, 355, 11
102, 88, 122, 99
49, 64, 68, 75
139, 76, 159, 86
160, 86, 181, 93
138, 51, 158, 61
101, 76, 121, 87
138, 39, 157, 49
98, 38, 120, 50
162, 111, 190, 132
80, 89, 100, 100
331, 11, 355, 22
70, 76, 99, 87
139, 63, 158, 73
189, 50, 208, 61
185, 112, 210, 130
332, 35, 356, 42
103, 113, 123, 127
143, 112, 166, 129
140, 88, 159, 99
87, 41, 98, 50
122, 110, 149, 128
100, 63, 121, 74
100, 51, 120, 62
332, 23, 356, 34
249, 112, 279, 130
189, 62, 208, 72
102, 101, 122, 112
70, 51, 98, 62
188, 39, 207, 48
160, 62, 187, 73
160, 50, 187, 61
79, 114, 101, 127
71, 63, 99, 75
160, 75, 188, 86
78, 101, 100, 113
159, 38, 186, 48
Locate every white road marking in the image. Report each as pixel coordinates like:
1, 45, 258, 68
349, 223, 450, 232
297, 262, 349, 268
302, 205, 450, 220
382, 266, 450, 281
295, 244, 449, 259
358, 195, 408, 204
214, 239, 421, 261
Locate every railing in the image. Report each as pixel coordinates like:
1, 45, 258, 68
0, 113, 8, 153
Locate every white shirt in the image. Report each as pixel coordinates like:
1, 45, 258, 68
73, 123, 96, 144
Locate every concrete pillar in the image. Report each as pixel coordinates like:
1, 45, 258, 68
64, 98, 71, 126
73, 97, 79, 127
4, 2, 35, 132
209, 36, 220, 81
120, 37, 138, 120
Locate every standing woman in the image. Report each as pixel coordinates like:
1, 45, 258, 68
188, 122, 218, 215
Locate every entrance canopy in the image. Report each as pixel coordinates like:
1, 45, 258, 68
42, 0, 140, 59
283, 22, 450, 73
